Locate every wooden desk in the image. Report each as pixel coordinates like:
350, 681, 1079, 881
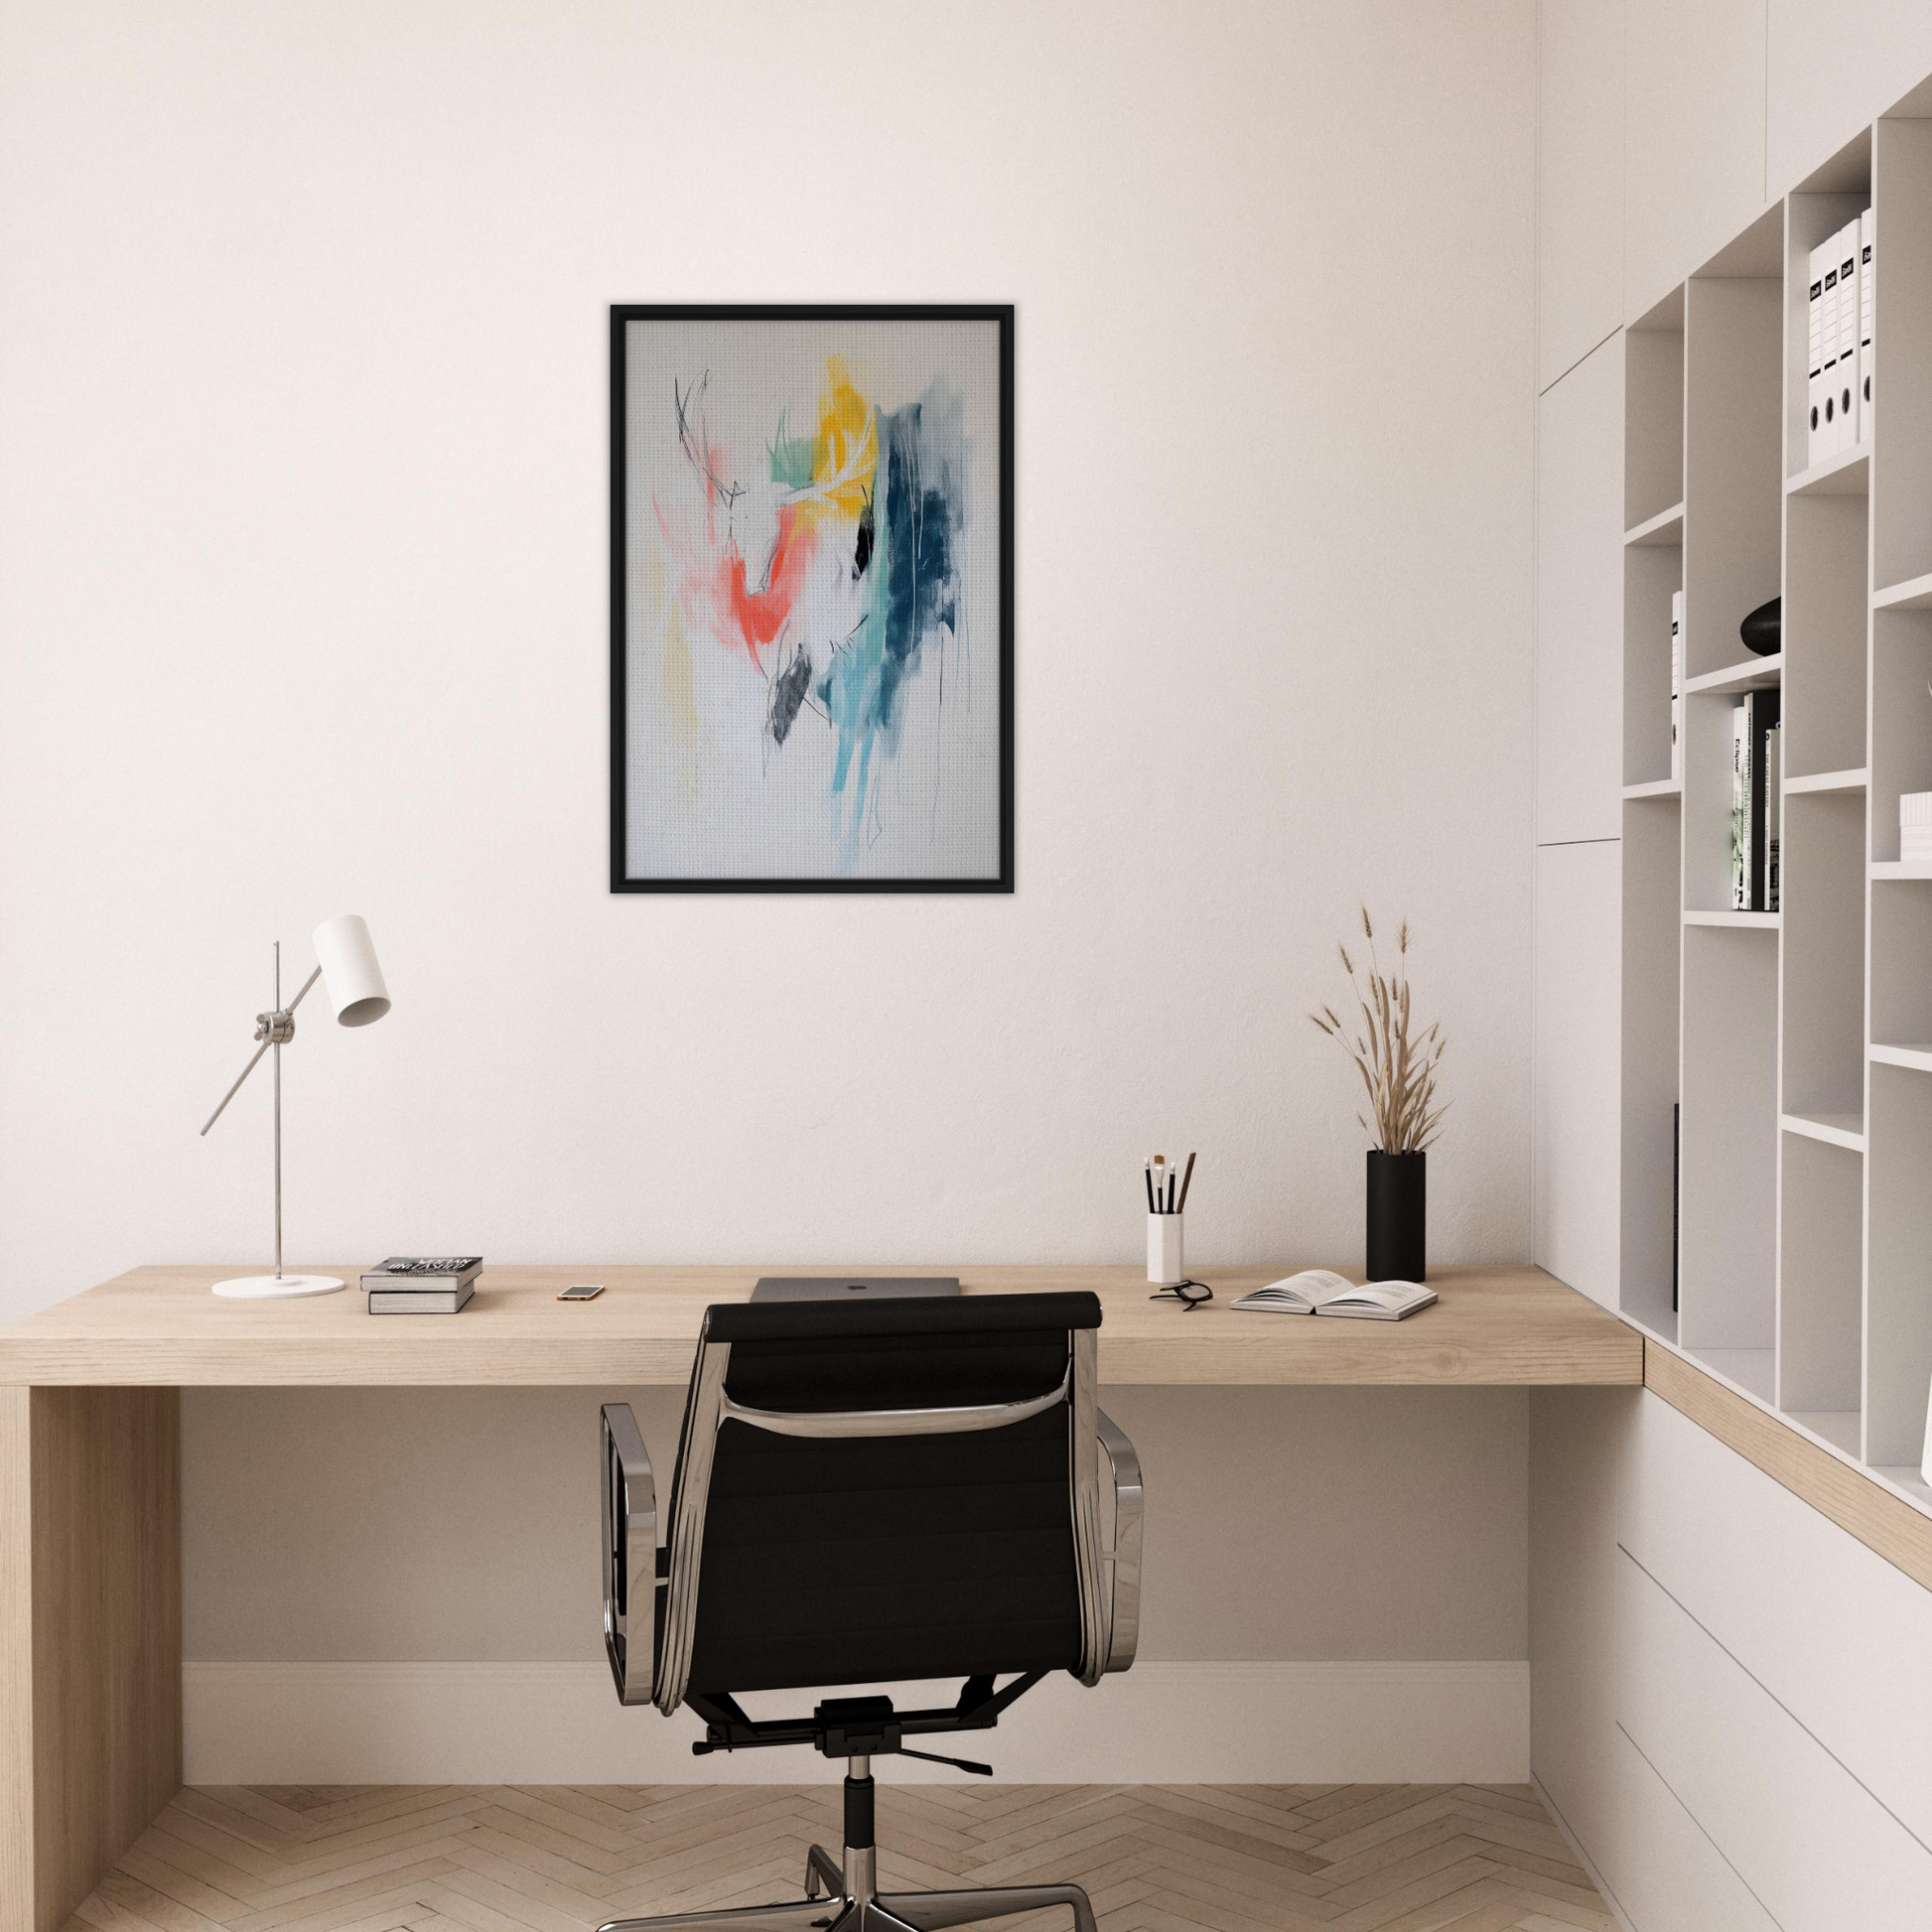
0, 1261, 1637, 1388
0, 1263, 1635, 1932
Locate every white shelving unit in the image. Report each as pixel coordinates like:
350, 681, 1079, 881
1619, 106, 1932, 1515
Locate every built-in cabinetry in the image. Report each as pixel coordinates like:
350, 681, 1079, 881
1532, 1385, 1932, 1931
1617, 92, 1932, 1510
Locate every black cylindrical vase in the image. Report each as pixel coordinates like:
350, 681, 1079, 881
1366, 1150, 1426, 1282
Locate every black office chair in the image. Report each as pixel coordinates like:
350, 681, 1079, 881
597, 1291, 1143, 1932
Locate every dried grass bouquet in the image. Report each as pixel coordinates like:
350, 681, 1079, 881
1310, 907, 1448, 1154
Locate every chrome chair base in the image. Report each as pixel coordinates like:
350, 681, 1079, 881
596, 1844, 1098, 1932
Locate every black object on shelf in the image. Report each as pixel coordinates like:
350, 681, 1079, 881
1740, 595, 1781, 657
1366, 1150, 1426, 1282
1672, 1102, 1680, 1314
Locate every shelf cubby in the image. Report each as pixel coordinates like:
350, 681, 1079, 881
1869, 873, 1932, 1051
1683, 246, 1782, 684
1786, 173, 1870, 484
1683, 676, 1781, 914
1781, 791, 1866, 1119
1872, 115, 1932, 594
1777, 1132, 1863, 1427
1620, 792, 1683, 1341
1784, 493, 1868, 777
1869, 607, 1932, 861
1866, 1062, 1932, 1466
1625, 288, 1684, 533
1678, 925, 1778, 1362
1623, 537, 1682, 788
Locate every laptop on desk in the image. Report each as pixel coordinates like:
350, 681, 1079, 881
751, 1276, 961, 1302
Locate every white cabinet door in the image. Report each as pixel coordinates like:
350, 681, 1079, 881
1538, 0, 1624, 390
1534, 841, 1622, 1309
1622, 1390, 1932, 1852
1768, 0, 1932, 194
1537, 336, 1624, 844
1625, 0, 1769, 318
1617, 1547, 1932, 1930
1599, 1725, 1781, 1932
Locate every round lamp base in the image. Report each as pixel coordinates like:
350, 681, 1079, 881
210, 1274, 345, 1300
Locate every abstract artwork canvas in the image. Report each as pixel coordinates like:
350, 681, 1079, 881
611, 305, 1013, 891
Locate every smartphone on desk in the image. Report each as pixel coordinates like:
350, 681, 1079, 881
558, 1283, 605, 1301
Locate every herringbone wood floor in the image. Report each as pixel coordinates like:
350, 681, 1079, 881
65, 1784, 1617, 1932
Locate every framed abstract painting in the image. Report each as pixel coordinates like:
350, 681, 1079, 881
610, 304, 1014, 892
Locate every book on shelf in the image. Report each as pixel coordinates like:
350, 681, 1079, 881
1671, 1102, 1680, 1316
1837, 218, 1861, 455
1670, 591, 1683, 781
369, 1282, 475, 1314
1817, 237, 1845, 458
1730, 703, 1749, 907
1728, 691, 1780, 911
1861, 207, 1874, 444
1230, 1270, 1437, 1320
1807, 239, 1828, 466
1765, 720, 1781, 912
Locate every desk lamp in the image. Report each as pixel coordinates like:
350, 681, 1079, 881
200, 913, 391, 1299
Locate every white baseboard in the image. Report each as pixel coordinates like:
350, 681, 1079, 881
183, 1660, 1528, 1786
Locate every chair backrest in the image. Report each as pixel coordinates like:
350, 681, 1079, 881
652, 1291, 1107, 1713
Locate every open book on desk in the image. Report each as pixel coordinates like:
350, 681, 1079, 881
1230, 1270, 1437, 1320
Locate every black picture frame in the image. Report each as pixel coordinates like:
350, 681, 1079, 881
609, 303, 1015, 894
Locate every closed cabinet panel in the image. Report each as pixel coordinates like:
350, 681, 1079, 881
1768, 0, 1932, 192
1536, 336, 1624, 842
1534, 841, 1621, 1307
1539, 0, 1624, 389
1621, 1390, 1932, 1849
1625, 0, 1768, 317
1617, 1548, 1932, 1929
1598, 1725, 1781, 1932
1529, 1388, 1639, 1859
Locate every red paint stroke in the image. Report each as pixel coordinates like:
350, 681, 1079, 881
653, 494, 818, 674
711, 503, 818, 671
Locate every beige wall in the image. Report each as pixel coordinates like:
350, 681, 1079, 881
183, 1383, 1529, 1663
1, 0, 1539, 1686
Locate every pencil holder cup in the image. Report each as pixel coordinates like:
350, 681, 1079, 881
1148, 1213, 1185, 1286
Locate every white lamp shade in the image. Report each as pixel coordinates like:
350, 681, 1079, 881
312, 914, 390, 1027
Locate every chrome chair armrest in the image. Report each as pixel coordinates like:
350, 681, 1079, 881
601, 1403, 658, 1706
718, 1367, 1069, 1440
1095, 1407, 1143, 1673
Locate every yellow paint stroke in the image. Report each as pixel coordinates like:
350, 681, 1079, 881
791, 357, 875, 523
646, 553, 706, 815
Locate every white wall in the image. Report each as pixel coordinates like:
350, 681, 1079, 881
0, 0, 1537, 1311
0, 0, 1539, 1764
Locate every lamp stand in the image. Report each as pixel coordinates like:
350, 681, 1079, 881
207, 941, 345, 1300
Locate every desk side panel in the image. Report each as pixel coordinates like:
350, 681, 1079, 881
28, 1388, 182, 1932
1, 1390, 31, 1932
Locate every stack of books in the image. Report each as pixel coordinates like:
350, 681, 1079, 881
1729, 692, 1781, 911
361, 1256, 483, 1313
